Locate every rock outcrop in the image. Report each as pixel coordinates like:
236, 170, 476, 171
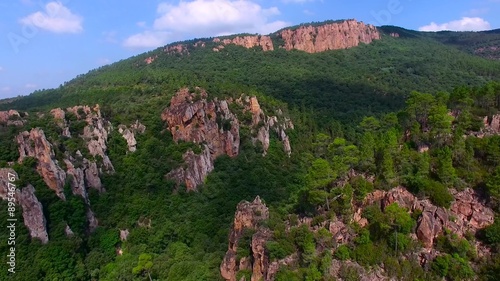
166, 147, 214, 191
16, 128, 67, 200
50, 108, 71, 137
0, 169, 49, 244
0, 110, 26, 126
243, 96, 293, 156
164, 44, 189, 55
278, 20, 380, 53
118, 120, 146, 152
359, 186, 494, 249
221, 196, 270, 281
68, 105, 114, 172
162, 88, 240, 158
484, 114, 500, 134
213, 35, 274, 51
163, 89, 294, 190
162, 88, 240, 190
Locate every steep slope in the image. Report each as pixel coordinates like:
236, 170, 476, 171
0, 19, 500, 281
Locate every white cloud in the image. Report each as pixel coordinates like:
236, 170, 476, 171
0, 66, 4, 72
419, 17, 491, 32
137, 21, 147, 28
124, 0, 288, 49
1, 87, 11, 92
303, 9, 314, 15
19, 1, 83, 33
123, 31, 170, 48
25, 83, 37, 89
465, 8, 490, 16
282, 0, 315, 3
97, 58, 111, 66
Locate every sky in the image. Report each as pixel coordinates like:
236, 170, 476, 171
1, 0, 499, 99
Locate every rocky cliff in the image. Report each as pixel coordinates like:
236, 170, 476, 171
223, 185, 494, 280
117, 120, 146, 152
220, 196, 270, 281
278, 20, 380, 53
142, 19, 380, 60
162, 88, 293, 190
0, 169, 48, 244
4, 104, 124, 240
213, 35, 274, 51
0, 110, 26, 126
358, 186, 494, 249
16, 128, 67, 199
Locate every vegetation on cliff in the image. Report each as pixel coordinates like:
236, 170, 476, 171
0, 20, 500, 280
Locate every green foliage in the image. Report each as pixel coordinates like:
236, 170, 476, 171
431, 254, 475, 280
334, 245, 350, 260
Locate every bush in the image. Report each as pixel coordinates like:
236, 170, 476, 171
334, 245, 350, 260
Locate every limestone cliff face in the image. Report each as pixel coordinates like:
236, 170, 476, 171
221, 196, 270, 281
162, 88, 294, 190
16, 128, 67, 200
0, 169, 48, 244
359, 186, 494, 249
278, 20, 380, 53
213, 35, 274, 51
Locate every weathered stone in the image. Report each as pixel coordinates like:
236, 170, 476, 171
280, 20, 380, 53
120, 229, 130, 241
16, 129, 66, 200
251, 228, 272, 281
0, 169, 49, 244
213, 35, 274, 51
0, 110, 25, 126
221, 196, 269, 281
166, 146, 214, 191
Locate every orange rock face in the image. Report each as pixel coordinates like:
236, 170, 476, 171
279, 19, 380, 53
213, 35, 274, 51
16, 129, 67, 199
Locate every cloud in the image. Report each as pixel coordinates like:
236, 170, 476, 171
25, 83, 37, 89
282, 0, 315, 3
123, 31, 170, 48
419, 17, 491, 32
0, 66, 4, 72
465, 8, 490, 16
124, 0, 288, 49
19, 1, 83, 33
303, 9, 314, 15
1, 87, 11, 92
97, 58, 111, 66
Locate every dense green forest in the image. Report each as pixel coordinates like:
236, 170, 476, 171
1, 22, 500, 281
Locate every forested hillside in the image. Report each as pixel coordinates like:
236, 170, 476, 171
0, 20, 500, 281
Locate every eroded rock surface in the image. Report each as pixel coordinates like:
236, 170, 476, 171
360, 187, 494, 249
118, 120, 146, 152
279, 20, 380, 53
0, 110, 26, 126
213, 35, 274, 51
221, 196, 269, 281
16, 128, 67, 199
0, 169, 48, 244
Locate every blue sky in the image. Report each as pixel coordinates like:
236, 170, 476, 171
1, 0, 499, 99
